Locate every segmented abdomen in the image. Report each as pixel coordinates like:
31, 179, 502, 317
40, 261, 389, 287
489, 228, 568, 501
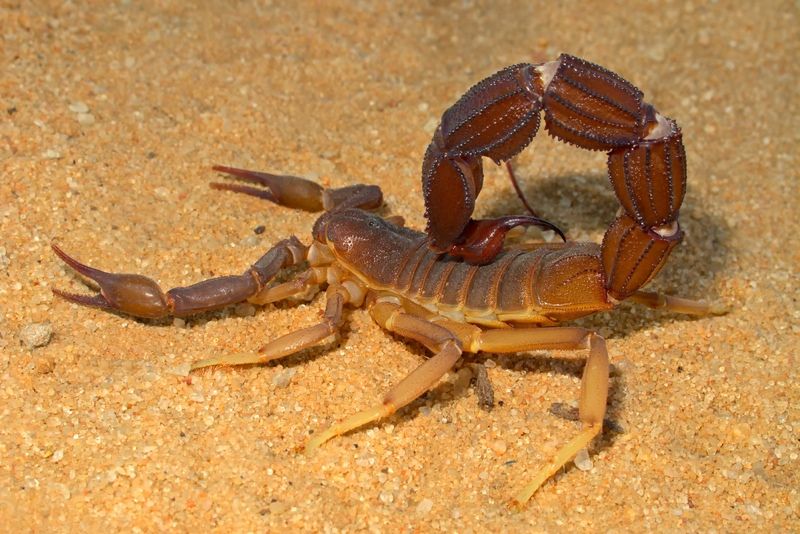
378, 238, 611, 324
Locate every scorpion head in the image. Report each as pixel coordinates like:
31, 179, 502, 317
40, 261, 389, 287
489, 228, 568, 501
314, 209, 419, 287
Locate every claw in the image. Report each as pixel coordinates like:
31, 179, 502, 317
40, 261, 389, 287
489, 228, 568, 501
211, 165, 325, 212
442, 215, 567, 265
51, 243, 170, 318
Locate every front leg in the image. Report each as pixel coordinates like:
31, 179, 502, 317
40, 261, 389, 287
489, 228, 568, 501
190, 283, 352, 370
51, 237, 306, 318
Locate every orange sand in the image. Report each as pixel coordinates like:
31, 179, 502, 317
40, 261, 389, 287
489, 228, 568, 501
1, 1, 798, 531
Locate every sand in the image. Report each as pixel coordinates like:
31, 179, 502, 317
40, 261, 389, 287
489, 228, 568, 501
1, 1, 798, 532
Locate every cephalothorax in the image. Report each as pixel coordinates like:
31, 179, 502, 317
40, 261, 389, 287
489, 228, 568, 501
52, 55, 723, 507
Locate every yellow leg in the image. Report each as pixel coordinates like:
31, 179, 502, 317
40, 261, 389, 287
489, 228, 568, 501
247, 268, 325, 305
629, 290, 727, 316
459, 325, 610, 506
505, 332, 609, 507
191, 284, 349, 370
511, 423, 603, 507
305, 299, 462, 452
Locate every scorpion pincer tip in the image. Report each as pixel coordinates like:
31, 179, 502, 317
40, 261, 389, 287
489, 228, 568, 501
51, 242, 107, 281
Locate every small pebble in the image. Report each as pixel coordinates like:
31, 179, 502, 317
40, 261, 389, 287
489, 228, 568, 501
268, 501, 287, 515
416, 498, 433, 514
35, 355, 55, 374
272, 367, 297, 388
68, 101, 89, 113
52, 449, 64, 463
254, 225, 266, 235
20, 322, 53, 349
490, 439, 508, 455
234, 302, 256, 317
471, 363, 494, 411
77, 112, 95, 125
42, 149, 62, 159
574, 448, 593, 471
153, 186, 170, 200
541, 229, 559, 242
423, 117, 438, 133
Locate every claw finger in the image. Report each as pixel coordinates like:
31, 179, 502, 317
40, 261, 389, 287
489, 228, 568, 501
51, 288, 114, 311
51, 242, 110, 283
212, 165, 324, 211
51, 243, 170, 318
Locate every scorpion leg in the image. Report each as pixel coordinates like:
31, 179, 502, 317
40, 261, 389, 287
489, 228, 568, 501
466, 326, 609, 507
191, 283, 352, 370
627, 290, 728, 316
305, 299, 463, 452
51, 237, 306, 319
248, 268, 325, 305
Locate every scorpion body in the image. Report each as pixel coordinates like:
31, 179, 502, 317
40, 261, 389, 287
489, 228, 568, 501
51, 54, 723, 507
315, 210, 611, 327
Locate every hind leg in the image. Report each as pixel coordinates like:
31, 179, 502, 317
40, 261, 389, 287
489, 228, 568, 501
628, 290, 727, 316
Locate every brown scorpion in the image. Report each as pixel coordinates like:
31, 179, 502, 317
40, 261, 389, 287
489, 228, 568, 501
52, 54, 723, 506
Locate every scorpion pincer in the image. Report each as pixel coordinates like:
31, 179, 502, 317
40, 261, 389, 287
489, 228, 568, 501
51, 55, 724, 507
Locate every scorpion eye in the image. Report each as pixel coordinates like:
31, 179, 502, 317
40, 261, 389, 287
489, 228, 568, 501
368, 219, 380, 228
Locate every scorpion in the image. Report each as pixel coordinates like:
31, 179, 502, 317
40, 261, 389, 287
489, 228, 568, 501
51, 54, 723, 506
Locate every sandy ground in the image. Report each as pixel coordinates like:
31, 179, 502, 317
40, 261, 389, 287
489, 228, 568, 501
1, 1, 798, 532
